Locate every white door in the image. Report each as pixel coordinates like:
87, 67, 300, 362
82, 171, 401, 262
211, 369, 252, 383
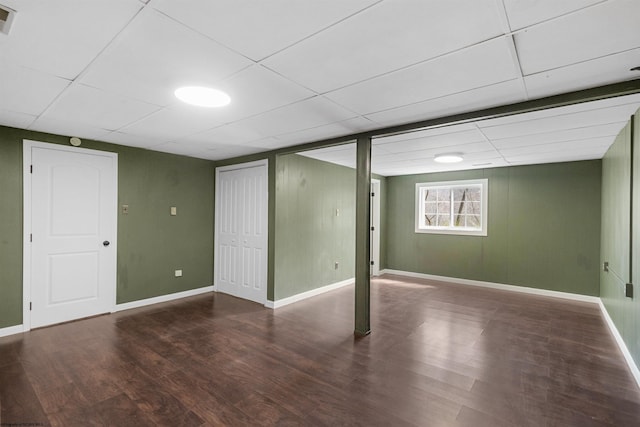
24, 141, 117, 329
370, 179, 380, 276
215, 161, 267, 304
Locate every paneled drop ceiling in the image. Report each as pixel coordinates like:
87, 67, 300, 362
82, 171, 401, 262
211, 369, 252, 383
0, 0, 639, 174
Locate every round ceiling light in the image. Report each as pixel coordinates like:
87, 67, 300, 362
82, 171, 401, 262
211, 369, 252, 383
434, 153, 464, 163
174, 86, 231, 108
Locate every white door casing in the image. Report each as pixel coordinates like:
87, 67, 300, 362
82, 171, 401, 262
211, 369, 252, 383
215, 160, 268, 304
23, 141, 117, 330
371, 179, 380, 276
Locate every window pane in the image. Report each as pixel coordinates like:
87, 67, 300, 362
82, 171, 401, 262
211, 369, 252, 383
453, 188, 468, 201
424, 214, 436, 226
468, 202, 481, 215
423, 189, 437, 202
437, 202, 450, 214
416, 180, 486, 235
467, 187, 482, 201
467, 215, 480, 228
453, 201, 467, 215
437, 189, 450, 201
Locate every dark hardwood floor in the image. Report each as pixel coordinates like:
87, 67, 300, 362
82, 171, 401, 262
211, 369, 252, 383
1, 274, 639, 426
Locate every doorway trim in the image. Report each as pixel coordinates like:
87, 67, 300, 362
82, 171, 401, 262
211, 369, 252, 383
214, 159, 268, 303
22, 140, 118, 331
371, 179, 381, 276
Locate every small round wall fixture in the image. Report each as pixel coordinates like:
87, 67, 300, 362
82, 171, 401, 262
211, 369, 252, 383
434, 153, 463, 163
174, 86, 231, 108
69, 137, 82, 147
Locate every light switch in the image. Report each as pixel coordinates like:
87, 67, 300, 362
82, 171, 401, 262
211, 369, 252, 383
122, 204, 129, 214
170, 206, 177, 216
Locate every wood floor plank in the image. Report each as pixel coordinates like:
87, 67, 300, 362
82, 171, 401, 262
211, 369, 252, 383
1, 275, 639, 426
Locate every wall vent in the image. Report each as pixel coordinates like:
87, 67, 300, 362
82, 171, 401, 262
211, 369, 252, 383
0, 4, 16, 35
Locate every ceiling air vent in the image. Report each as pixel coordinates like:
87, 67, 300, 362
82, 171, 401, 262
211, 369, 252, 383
0, 4, 16, 35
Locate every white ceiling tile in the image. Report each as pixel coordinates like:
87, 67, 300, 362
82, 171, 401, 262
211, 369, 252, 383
497, 136, 613, 157
151, 142, 210, 158
262, 0, 504, 93
79, 9, 252, 106
524, 48, 640, 99
376, 130, 486, 154
0, 0, 142, 79
0, 109, 37, 129
0, 63, 70, 116
182, 123, 267, 147
326, 37, 520, 115
28, 117, 112, 141
273, 117, 373, 146
503, 0, 603, 30
152, 0, 379, 61
477, 93, 640, 128
199, 145, 265, 161
374, 157, 510, 177
491, 122, 626, 149
373, 123, 478, 144
505, 150, 605, 164
118, 106, 224, 143
233, 97, 358, 138
100, 131, 158, 149
515, 0, 640, 74
243, 137, 289, 150
364, 79, 526, 127
41, 84, 160, 131
479, 104, 640, 139
206, 65, 315, 123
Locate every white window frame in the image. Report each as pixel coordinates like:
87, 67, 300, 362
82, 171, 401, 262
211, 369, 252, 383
415, 179, 488, 236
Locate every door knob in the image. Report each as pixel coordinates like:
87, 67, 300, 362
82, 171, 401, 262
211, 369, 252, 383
103, 240, 110, 247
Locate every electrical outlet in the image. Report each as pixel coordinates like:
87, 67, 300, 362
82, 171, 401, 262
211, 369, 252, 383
175, 269, 182, 277
170, 206, 177, 216
626, 283, 633, 298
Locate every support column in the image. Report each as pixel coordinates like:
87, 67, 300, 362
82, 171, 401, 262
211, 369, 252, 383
355, 136, 371, 336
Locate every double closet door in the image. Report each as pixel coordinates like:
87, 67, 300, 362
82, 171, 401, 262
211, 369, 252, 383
215, 162, 267, 304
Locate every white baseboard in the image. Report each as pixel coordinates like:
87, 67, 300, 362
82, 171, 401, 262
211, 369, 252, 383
0, 324, 24, 338
379, 269, 600, 303
598, 300, 640, 389
113, 285, 214, 312
265, 278, 354, 309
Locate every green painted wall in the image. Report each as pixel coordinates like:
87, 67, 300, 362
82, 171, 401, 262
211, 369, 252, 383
0, 126, 214, 328
601, 112, 639, 368
631, 111, 640, 365
376, 174, 388, 270
274, 154, 356, 300
386, 160, 602, 295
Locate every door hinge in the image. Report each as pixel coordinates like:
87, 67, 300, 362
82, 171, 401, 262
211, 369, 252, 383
370, 226, 375, 231
30, 302, 32, 311
30, 165, 33, 173
370, 261, 374, 266
626, 283, 634, 298
30, 233, 32, 242
371, 192, 375, 197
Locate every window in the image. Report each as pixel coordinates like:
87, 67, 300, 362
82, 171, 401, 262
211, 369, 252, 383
415, 179, 488, 236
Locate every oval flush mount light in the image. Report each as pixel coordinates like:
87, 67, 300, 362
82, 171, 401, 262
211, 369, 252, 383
434, 153, 464, 163
174, 86, 231, 108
